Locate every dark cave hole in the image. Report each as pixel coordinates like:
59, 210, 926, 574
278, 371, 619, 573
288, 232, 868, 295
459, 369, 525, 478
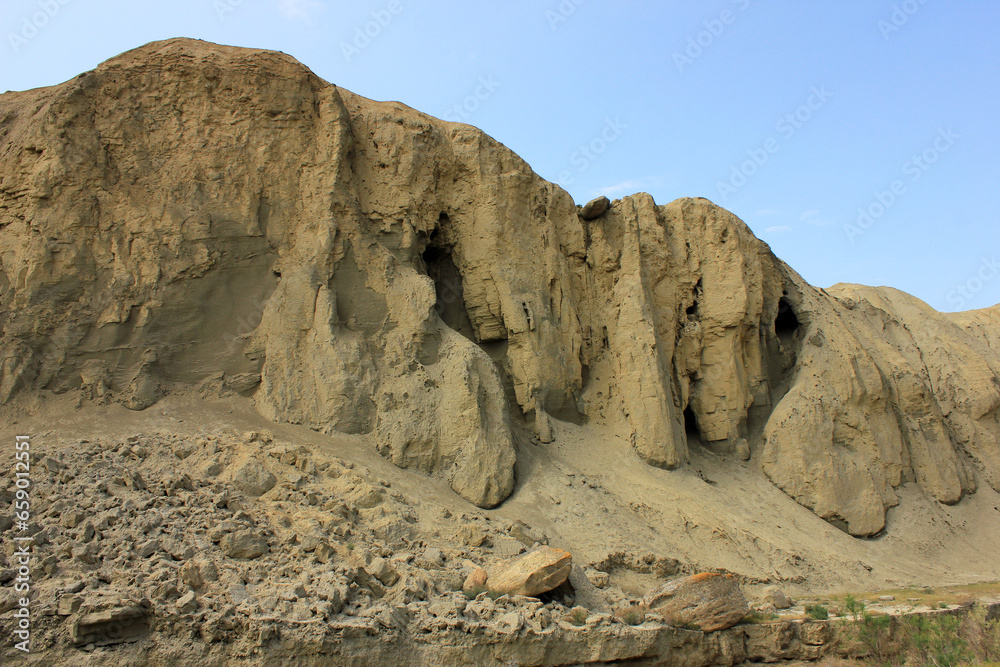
683, 406, 702, 446
421, 234, 476, 342
686, 301, 698, 318
775, 297, 800, 342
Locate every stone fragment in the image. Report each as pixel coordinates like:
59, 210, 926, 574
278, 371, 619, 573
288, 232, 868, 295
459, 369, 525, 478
485, 546, 572, 597
761, 585, 792, 610
177, 591, 199, 613
58, 595, 83, 616
62, 510, 86, 528
232, 459, 277, 497
642, 573, 748, 632
495, 610, 523, 635
585, 568, 610, 589
71, 605, 152, 646
463, 567, 488, 596
219, 530, 269, 560
364, 556, 399, 586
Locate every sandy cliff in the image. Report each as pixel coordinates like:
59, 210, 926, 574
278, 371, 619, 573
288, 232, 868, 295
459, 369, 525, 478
2, 38, 999, 537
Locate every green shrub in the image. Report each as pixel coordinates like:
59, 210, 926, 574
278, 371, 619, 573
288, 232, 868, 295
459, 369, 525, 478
806, 604, 829, 621
857, 612, 895, 665
844, 593, 865, 621
568, 608, 588, 626
904, 613, 972, 667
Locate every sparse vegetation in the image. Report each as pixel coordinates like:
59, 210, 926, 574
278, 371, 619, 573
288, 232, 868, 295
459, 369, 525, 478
464, 585, 502, 601
831, 598, 1000, 666
568, 607, 588, 626
621, 610, 644, 626
615, 604, 646, 626
903, 612, 971, 666
806, 603, 830, 620
740, 610, 779, 624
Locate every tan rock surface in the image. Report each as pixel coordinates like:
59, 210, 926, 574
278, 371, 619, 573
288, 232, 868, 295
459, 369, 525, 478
485, 545, 573, 597
643, 573, 748, 632
0, 38, 999, 536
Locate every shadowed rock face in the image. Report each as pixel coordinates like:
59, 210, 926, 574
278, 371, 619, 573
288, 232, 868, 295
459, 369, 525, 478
1, 38, 998, 531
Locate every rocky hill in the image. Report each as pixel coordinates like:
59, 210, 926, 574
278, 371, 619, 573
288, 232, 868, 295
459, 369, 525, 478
1, 38, 999, 665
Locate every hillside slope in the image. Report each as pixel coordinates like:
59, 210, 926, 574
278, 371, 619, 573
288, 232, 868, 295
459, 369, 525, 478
1, 38, 998, 540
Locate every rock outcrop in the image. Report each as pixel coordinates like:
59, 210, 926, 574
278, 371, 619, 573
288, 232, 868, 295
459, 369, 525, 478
1, 38, 999, 533
643, 573, 749, 632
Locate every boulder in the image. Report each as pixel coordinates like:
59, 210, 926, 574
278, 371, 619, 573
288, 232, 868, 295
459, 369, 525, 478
761, 585, 792, 610
580, 196, 611, 220
219, 530, 269, 560
643, 572, 748, 632
486, 545, 572, 597
232, 458, 277, 497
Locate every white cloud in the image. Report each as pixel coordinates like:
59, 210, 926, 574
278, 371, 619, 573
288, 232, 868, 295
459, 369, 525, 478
765, 225, 792, 233
799, 209, 830, 226
755, 208, 783, 217
595, 179, 648, 197
279, 0, 324, 20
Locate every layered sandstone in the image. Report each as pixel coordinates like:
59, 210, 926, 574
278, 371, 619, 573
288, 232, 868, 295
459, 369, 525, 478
1, 38, 998, 534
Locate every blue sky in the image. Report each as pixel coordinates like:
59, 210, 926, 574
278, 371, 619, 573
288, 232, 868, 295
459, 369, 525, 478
3, 1, 998, 311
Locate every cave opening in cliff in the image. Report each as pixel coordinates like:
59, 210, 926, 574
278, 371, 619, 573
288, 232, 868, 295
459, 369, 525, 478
422, 233, 477, 343
684, 406, 702, 446
775, 297, 800, 344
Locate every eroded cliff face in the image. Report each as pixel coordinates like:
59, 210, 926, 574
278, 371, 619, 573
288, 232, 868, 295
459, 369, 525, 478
1, 38, 998, 533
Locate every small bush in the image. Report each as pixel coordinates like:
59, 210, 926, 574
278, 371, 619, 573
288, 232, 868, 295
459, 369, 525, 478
740, 610, 778, 624
621, 610, 644, 626
568, 608, 588, 626
806, 603, 829, 620
844, 593, 865, 621
614, 603, 647, 626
